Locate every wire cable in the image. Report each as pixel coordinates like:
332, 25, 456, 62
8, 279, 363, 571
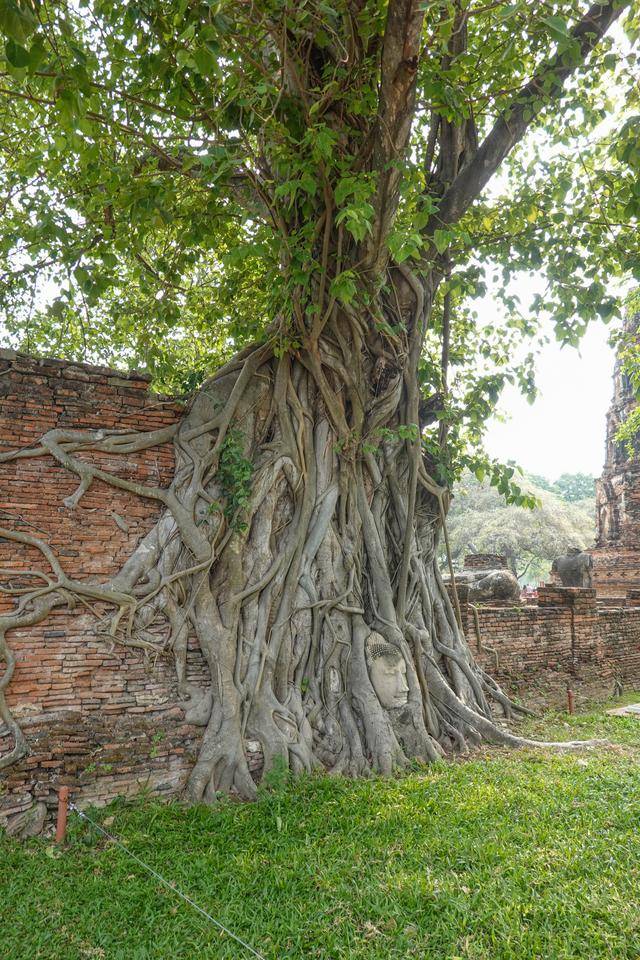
69, 803, 268, 960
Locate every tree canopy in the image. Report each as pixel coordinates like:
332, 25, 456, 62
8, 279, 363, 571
528, 471, 596, 502
0, 1, 638, 471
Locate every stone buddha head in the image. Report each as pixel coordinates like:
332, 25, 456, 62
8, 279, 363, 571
366, 633, 409, 709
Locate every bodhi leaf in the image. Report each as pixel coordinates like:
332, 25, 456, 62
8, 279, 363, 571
0, 0, 36, 44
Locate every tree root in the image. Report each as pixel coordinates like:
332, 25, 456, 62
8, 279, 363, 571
0, 332, 602, 798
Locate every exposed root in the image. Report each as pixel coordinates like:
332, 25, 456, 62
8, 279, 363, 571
0, 298, 598, 797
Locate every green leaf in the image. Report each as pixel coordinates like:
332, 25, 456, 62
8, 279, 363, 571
176, 48, 195, 69
388, 230, 423, 263
541, 16, 569, 42
335, 202, 374, 242
74, 266, 92, 293
192, 45, 217, 75
0, 0, 37, 44
4, 36, 29, 66
334, 176, 357, 207
433, 229, 451, 254
329, 270, 357, 305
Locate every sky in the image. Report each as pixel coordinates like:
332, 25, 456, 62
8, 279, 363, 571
477, 261, 621, 484
484, 320, 614, 481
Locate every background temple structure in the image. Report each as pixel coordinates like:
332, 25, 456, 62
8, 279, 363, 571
592, 311, 640, 598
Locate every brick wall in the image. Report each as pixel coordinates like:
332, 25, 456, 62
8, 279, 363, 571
463, 553, 508, 571
0, 351, 211, 827
592, 545, 640, 598
464, 586, 640, 707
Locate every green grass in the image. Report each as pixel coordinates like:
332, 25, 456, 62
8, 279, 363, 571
3, 696, 640, 960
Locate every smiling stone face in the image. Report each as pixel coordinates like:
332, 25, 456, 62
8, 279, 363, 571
366, 633, 409, 709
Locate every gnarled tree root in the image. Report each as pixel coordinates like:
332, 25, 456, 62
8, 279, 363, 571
0, 341, 604, 799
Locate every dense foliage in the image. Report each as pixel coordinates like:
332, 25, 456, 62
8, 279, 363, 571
0, 0, 638, 476
528, 471, 596, 503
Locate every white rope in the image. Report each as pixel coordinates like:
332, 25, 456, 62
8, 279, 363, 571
69, 803, 268, 960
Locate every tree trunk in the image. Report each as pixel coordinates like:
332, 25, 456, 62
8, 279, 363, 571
0, 274, 585, 799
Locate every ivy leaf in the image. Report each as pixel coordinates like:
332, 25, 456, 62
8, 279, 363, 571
335, 203, 374, 242
334, 176, 358, 207
312, 125, 336, 160
330, 270, 357, 305
388, 231, 423, 263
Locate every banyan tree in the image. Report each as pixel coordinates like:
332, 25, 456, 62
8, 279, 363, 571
0, 0, 637, 799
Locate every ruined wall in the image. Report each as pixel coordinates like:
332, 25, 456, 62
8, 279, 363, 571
463, 553, 508, 571
466, 586, 640, 706
592, 312, 640, 597
0, 351, 210, 827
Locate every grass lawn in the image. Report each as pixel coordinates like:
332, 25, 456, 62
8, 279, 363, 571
2, 694, 640, 960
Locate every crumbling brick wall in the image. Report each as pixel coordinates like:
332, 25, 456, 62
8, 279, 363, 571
464, 586, 640, 706
463, 553, 508, 571
0, 351, 210, 827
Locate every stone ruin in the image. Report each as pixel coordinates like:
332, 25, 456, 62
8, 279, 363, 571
591, 311, 640, 599
551, 549, 593, 589
447, 554, 521, 604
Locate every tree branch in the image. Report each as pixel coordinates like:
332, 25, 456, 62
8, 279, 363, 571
365, 0, 426, 274
435, 0, 630, 229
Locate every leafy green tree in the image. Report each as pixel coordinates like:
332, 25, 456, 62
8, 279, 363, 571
0, 1, 637, 795
446, 472, 595, 583
527, 473, 558, 495
554, 472, 596, 503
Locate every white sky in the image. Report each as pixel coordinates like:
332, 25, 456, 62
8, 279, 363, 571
480, 272, 616, 481
484, 321, 613, 480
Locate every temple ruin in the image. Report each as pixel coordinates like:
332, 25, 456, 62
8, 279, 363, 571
2, 339, 640, 832
592, 312, 640, 598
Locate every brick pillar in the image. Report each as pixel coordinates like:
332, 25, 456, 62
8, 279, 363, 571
538, 586, 604, 675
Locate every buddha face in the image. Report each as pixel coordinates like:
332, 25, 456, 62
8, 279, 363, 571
366, 634, 409, 709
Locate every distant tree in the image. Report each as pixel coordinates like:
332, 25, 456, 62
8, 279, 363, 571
553, 473, 596, 503
445, 472, 595, 582
525, 472, 595, 503
527, 473, 557, 494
